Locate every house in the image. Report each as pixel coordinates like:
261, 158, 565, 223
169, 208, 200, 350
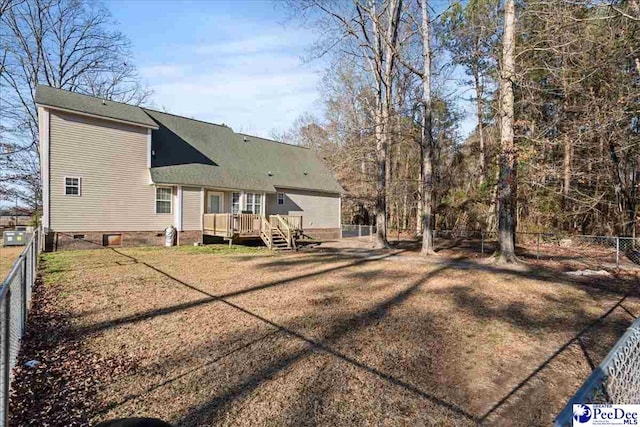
35, 85, 343, 251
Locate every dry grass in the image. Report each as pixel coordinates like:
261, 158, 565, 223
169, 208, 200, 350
0, 245, 24, 281
10, 243, 640, 426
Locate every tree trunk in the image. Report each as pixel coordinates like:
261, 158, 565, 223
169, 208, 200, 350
497, 0, 518, 263
416, 160, 423, 236
473, 65, 486, 186
374, 105, 389, 248
563, 135, 571, 198
420, 0, 435, 255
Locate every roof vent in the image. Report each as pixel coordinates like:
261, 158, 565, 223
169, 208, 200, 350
303, 171, 308, 175
267, 171, 273, 176
102, 99, 107, 106
243, 136, 248, 142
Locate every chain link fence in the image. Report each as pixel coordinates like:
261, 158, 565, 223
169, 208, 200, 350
341, 224, 376, 241
0, 230, 40, 425
340, 226, 640, 268
433, 230, 640, 268
554, 315, 640, 426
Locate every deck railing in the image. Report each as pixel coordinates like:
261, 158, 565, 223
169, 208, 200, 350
269, 215, 302, 232
235, 214, 262, 235
203, 214, 302, 237
203, 213, 232, 237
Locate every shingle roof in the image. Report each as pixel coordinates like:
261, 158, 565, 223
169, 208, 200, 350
145, 109, 343, 193
34, 85, 342, 194
35, 85, 158, 128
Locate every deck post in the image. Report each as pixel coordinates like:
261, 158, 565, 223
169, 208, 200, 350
229, 238, 233, 248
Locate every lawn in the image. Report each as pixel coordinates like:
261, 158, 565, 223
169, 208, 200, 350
9, 243, 640, 426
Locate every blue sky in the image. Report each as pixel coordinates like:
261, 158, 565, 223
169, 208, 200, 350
106, 0, 474, 139
106, 0, 323, 138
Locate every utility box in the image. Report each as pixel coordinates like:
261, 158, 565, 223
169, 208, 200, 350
3, 230, 27, 246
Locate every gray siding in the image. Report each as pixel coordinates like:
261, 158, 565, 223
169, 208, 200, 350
49, 110, 174, 231
182, 187, 202, 231
268, 189, 340, 229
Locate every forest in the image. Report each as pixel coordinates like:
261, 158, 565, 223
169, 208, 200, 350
278, 0, 640, 258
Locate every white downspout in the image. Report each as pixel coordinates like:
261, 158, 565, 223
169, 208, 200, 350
40, 108, 50, 229
175, 186, 183, 231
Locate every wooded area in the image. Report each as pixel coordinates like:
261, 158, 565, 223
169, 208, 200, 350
282, 0, 639, 258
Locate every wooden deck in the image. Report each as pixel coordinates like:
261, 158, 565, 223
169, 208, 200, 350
203, 214, 303, 250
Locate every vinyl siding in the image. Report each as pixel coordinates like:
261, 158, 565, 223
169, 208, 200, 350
267, 189, 340, 229
49, 110, 174, 231
182, 186, 202, 231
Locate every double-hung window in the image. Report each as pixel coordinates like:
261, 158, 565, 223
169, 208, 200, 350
155, 187, 172, 214
277, 192, 285, 205
245, 193, 262, 214
64, 177, 81, 196
232, 192, 241, 214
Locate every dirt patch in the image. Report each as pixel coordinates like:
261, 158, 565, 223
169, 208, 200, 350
0, 245, 24, 280
10, 243, 640, 426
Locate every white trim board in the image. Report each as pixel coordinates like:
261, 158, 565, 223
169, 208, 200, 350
40, 107, 51, 229
35, 103, 158, 130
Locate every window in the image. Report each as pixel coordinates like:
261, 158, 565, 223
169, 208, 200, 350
232, 192, 241, 214
245, 193, 262, 214
73, 234, 85, 240
277, 192, 285, 205
64, 177, 81, 196
155, 187, 172, 213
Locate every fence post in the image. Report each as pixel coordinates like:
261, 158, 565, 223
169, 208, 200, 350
616, 237, 620, 267
3, 290, 10, 427
537, 233, 540, 260
21, 257, 27, 333
481, 232, 484, 256
358, 224, 362, 239
369, 226, 373, 242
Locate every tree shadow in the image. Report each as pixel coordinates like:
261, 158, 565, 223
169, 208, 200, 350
170, 263, 481, 425
49, 244, 640, 426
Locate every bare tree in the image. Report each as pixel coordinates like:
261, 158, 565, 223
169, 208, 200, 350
0, 0, 151, 213
497, 0, 517, 262
288, 0, 404, 248
418, 0, 435, 254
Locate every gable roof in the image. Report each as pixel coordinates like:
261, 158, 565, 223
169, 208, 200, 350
35, 85, 343, 194
35, 86, 158, 129
144, 109, 343, 193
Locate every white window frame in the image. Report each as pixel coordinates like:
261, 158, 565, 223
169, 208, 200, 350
277, 192, 285, 205
155, 186, 172, 214
232, 192, 241, 214
64, 176, 81, 196
245, 193, 262, 214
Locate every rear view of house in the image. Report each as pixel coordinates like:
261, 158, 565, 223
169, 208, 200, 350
36, 86, 343, 250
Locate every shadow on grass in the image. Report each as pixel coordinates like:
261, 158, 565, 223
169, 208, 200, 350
74, 249, 404, 338
92, 249, 478, 423
53, 244, 640, 425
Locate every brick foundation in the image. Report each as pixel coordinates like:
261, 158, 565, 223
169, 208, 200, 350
46, 228, 340, 250
48, 230, 203, 251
